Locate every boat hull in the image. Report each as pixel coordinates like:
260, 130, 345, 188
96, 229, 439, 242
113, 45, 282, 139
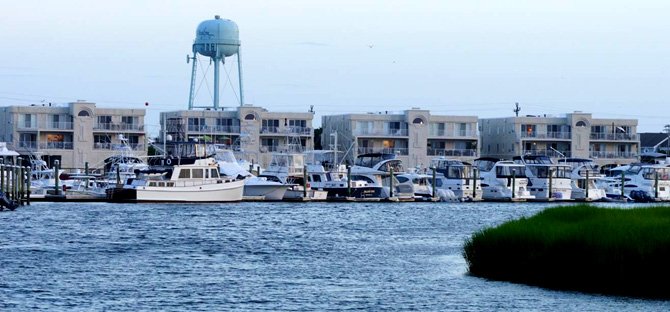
243, 184, 288, 201
108, 179, 244, 203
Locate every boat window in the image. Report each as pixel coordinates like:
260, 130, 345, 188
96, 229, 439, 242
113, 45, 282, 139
351, 175, 375, 184
158, 182, 165, 187
192, 169, 204, 179
528, 166, 570, 178
643, 168, 670, 180
179, 169, 191, 179
496, 166, 527, 178
427, 178, 443, 187
211, 169, 219, 178
311, 174, 322, 182
397, 176, 409, 183
260, 175, 281, 183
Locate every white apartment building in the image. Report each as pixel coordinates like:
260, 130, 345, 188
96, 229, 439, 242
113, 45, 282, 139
160, 105, 315, 168
0, 100, 147, 170
479, 112, 639, 166
321, 108, 479, 168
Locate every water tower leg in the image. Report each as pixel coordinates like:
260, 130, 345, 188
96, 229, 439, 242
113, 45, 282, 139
213, 56, 220, 110
237, 47, 245, 107
188, 52, 198, 110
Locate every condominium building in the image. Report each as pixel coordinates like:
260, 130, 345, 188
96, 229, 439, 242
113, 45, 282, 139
160, 105, 315, 168
479, 112, 639, 166
321, 108, 479, 168
0, 100, 147, 170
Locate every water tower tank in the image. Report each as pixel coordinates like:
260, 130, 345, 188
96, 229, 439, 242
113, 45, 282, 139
193, 15, 240, 58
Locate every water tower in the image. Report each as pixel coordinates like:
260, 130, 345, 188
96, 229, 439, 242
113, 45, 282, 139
187, 15, 244, 110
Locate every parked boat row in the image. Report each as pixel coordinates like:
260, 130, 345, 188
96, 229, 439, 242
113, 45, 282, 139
17, 140, 670, 204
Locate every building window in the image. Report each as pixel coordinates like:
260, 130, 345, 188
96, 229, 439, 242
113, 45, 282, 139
412, 118, 424, 125
78, 110, 90, 117
575, 120, 587, 127
188, 118, 206, 131
19, 114, 37, 128
244, 114, 256, 121
262, 119, 280, 133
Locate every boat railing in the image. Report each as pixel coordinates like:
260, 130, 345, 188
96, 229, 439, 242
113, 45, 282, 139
146, 178, 236, 188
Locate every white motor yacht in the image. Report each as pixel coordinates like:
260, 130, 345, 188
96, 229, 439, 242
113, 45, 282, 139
430, 157, 482, 201
303, 150, 385, 199
259, 152, 328, 201
349, 153, 414, 200
108, 143, 244, 202
397, 171, 456, 201
475, 158, 534, 201
215, 148, 288, 201
513, 155, 572, 200
557, 158, 607, 201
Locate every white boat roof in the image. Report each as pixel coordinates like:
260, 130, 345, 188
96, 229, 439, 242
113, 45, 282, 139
0, 143, 19, 156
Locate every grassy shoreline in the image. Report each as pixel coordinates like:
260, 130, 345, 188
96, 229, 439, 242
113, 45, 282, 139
463, 204, 670, 298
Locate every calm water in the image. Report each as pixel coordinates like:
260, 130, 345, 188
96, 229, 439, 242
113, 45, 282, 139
1, 201, 669, 311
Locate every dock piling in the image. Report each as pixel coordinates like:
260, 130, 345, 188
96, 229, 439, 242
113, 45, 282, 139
54, 160, 60, 195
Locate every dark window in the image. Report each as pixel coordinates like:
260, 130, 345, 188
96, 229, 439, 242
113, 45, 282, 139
78, 110, 90, 117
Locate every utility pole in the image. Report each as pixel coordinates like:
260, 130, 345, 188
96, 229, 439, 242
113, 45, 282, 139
513, 102, 521, 117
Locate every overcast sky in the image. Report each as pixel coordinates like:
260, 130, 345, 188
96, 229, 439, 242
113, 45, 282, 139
1, 0, 669, 136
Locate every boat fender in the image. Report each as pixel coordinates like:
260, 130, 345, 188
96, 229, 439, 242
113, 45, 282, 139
166, 157, 172, 166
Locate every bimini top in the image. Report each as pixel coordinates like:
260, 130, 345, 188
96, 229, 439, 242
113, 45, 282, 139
0, 142, 19, 157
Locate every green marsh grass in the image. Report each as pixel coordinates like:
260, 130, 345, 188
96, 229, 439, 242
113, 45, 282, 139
463, 204, 670, 298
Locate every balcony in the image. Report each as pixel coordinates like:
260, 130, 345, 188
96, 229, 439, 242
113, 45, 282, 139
356, 128, 408, 137
17, 123, 38, 131
429, 129, 478, 138
590, 151, 636, 159
94, 143, 145, 151
522, 149, 572, 158
42, 121, 74, 130
520, 131, 570, 139
261, 126, 281, 134
187, 125, 240, 133
94, 123, 145, 132
590, 133, 638, 141
16, 141, 37, 150
39, 142, 73, 150
288, 126, 312, 135
260, 145, 281, 153
427, 148, 478, 157
357, 147, 409, 155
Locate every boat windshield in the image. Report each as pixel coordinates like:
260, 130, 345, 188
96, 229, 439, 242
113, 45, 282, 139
271, 154, 305, 169
521, 156, 553, 164
215, 150, 237, 163
475, 159, 496, 172
642, 167, 670, 180
377, 160, 404, 173
496, 166, 527, 178
526, 166, 570, 178
355, 154, 395, 168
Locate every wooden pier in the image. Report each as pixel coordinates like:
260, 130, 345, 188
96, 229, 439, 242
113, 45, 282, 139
0, 158, 31, 211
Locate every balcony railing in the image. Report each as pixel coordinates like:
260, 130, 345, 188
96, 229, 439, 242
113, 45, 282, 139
357, 147, 409, 155
43, 121, 74, 130
94, 143, 145, 151
39, 142, 73, 150
590, 133, 638, 141
17, 141, 38, 149
522, 149, 572, 158
520, 131, 571, 139
17, 123, 38, 130
590, 151, 636, 159
356, 128, 409, 137
187, 125, 241, 133
94, 123, 145, 132
427, 148, 478, 157
288, 126, 312, 135
260, 145, 281, 153
429, 129, 478, 138
261, 126, 281, 134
